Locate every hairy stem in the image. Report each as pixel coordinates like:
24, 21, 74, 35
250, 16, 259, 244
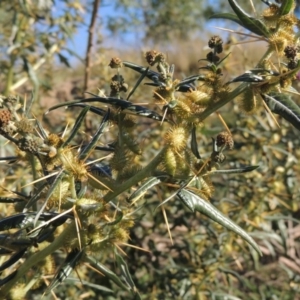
103, 146, 167, 203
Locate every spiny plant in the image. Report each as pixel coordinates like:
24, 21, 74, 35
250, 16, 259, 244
0, 0, 300, 299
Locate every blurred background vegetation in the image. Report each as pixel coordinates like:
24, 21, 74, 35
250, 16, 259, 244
1, 0, 300, 299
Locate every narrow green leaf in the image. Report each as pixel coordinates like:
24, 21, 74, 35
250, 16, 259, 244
261, 93, 300, 131
175, 74, 205, 90
177, 189, 262, 255
191, 126, 201, 159
209, 165, 259, 174
65, 277, 113, 293
35, 118, 48, 140
277, 219, 288, 252
57, 53, 71, 68
228, 0, 269, 37
265, 215, 300, 225
45, 97, 130, 115
33, 170, 65, 226
25, 92, 35, 118
210, 13, 244, 27
59, 23, 74, 41
155, 189, 181, 210
115, 251, 136, 291
128, 177, 162, 203
123, 61, 160, 84
127, 67, 149, 100
210, 292, 243, 300
46, 248, 84, 293
218, 267, 253, 290
229, 72, 264, 83
216, 52, 232, 66
85, 256, 129, 291
61, 47, 85, 64
61, 106, 90, 148
279, 0, 294, 16
105, 211, 123, 226
79, 109, 110, 160
123, 105, 167, 122
22, 57, 40, 91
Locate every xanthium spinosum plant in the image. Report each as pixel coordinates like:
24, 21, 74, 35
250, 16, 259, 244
0, 0, 300, 298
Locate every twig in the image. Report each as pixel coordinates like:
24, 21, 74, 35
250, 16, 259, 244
83, 0, 101, 93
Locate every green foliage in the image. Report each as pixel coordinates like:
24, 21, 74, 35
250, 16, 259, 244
107, 0, 207, 41
0, 0, 84, 95
0, 0, 300, 299
107, 0, 268, 42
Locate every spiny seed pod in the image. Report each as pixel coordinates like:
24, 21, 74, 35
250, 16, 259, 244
216, 131, 234, 150
199, 176, 214, 199
108, 57, 123, 68
15, 118, 34, 134
47, 180, 70, 208
9, 283, 27, 299
238, 88, 257, 114
164, 148, 177, 176
122, 115, 136, 128
176, 151, 191, 177
121, 219, 135, 228
31, 277, 44, 290
123, 131, 141, 155
164, 126, 188, 152
65, 229, 88, 248
110, 227, 130, 244
153, 86, 174, 103
268, 30, 292, 55
59, 148, 88, 181
110, 146, 130, 171
187, 90, 211, 106
173, 98, 193, 120
41, 255, 56, 275
262, 4, 280, 22
204, 72, 221, 88
47, 133, 64, 148
278, 14, 298, 29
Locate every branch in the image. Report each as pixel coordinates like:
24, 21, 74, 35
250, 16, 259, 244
83, 0, 101, 92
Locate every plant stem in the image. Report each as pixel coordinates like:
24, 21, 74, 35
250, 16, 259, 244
103, 146, 167, 203
4, 57, 16, 95
83, 0, 101, 92
256, 47, 273, 67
